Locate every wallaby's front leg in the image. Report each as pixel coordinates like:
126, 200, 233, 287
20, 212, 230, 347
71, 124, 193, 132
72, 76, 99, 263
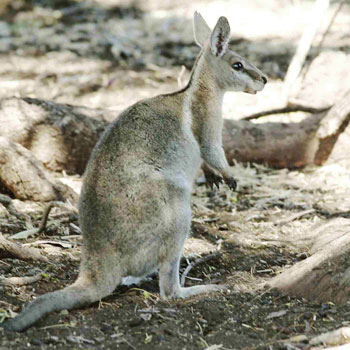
201, 144, 237, 191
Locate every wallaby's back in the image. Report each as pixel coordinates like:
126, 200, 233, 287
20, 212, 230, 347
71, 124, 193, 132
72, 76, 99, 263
79, 93, 201, 275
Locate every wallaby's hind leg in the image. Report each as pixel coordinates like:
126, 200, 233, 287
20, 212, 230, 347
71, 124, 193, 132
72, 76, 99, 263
158, 206, 225, 299
159, 256, 225, 299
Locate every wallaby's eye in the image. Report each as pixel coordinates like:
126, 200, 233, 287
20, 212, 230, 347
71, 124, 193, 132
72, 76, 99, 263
232, 62, 243, 71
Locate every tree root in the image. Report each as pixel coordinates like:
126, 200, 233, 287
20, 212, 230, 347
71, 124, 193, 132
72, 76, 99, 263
268, 220, 350, 304
0, 273, 43, 286
0, 233, 48, 262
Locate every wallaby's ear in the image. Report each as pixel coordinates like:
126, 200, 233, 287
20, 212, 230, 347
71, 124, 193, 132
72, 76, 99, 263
193, 11, 211, 47
210, 16, 230, 57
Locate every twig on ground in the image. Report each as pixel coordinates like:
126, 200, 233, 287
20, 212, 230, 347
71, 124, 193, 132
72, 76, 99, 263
69, 223, 82, 234
241, 105, 330, 121
122, 338, 137, 350
0, 273, 43, 286
37, 202, 55, 233
1, 200, 77, 262
273, 209, 316, 226
181, 253, 221, 287
9, 201, 77, 240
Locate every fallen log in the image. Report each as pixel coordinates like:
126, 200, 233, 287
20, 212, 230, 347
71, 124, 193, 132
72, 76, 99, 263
223, 88, 350, 168
0, 91, 349, 201
0, 97, 112, 175
0, 136, 77, 202
222, 113, 325, 168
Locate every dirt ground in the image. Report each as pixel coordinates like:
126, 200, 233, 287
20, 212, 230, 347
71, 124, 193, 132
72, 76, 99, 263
2, 162, 350, 350
1, 0, 350, 349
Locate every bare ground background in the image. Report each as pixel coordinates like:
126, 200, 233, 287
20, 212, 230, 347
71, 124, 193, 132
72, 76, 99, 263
0, 0, 350, 349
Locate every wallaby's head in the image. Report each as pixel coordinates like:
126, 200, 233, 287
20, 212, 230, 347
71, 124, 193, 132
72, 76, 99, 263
193, 12, 267, 94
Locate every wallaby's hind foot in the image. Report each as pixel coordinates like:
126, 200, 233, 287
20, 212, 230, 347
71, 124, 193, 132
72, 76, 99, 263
159, 258, 226, 300
164, 284, 227, 300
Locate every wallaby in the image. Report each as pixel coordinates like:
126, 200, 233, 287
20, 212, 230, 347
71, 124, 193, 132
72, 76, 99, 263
2, 12, 267, 332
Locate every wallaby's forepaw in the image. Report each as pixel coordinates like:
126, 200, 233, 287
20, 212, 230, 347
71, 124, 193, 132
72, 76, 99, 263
224, 177, 237, 191
205, 172, 224, 190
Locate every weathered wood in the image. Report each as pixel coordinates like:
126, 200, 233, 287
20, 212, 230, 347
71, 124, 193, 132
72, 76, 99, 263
289, 51, 350, 109
0, 93, 349, 201
222, 113, 326, 168
0, 97, 112, 174
223, 89, 350, 168
268, 218, 350, 304
0, 97, 331, 174
0, 136, 77, 202
315, 89, 350, 164
0, 232, 48, 262
283, 0, 330, 102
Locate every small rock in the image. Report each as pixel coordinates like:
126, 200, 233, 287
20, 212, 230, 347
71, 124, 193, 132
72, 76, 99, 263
95, 337, 105, 343
129, 318, 143, 327
155, 335, 165, 343
140, 313, 152, 321
164, 328, 174, 336
296, 252, 308, 260
0, 203, 8, 217
31, 338, 43, 346
266, 310, 287, 319
271, 289, 280, 297
289, 335, 309, 343
100, 323, 112, 332
46, 336, 60, 344
318, 309, 327, 317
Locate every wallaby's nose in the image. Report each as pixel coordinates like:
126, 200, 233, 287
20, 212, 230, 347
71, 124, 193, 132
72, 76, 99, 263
262, 76, 267, 84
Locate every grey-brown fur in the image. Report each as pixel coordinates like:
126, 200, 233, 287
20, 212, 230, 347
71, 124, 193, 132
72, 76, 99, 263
2, 13, 266, 332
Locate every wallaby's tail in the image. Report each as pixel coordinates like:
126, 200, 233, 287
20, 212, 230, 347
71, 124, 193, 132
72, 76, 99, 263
2, 278, 114, 332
